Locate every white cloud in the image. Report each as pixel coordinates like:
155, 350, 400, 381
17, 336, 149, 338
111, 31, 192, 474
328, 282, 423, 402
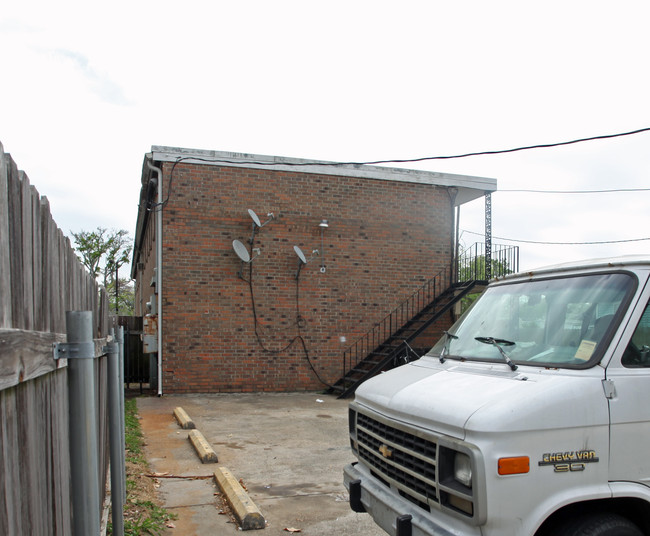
53, 49, 132, 106
1, 0, 650, 272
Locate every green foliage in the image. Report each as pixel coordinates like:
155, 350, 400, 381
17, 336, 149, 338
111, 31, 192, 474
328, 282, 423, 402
458, 254, 512, 282
460, 292, 482, 315
124, 398, 146, 465
71, 227, 134, 314
107, 278, 135, 316
458, 253, 515, 313
71, 228, 111, 278
122, 502, 173, 536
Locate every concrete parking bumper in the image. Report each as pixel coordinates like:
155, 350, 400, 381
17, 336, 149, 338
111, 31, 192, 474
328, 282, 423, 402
137, 392, 382, 535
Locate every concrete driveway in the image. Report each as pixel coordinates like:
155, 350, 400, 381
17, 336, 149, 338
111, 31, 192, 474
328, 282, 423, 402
137, 392, 383, 535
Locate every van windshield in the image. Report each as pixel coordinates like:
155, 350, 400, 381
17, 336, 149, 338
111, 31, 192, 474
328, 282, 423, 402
430, 272, 636, 368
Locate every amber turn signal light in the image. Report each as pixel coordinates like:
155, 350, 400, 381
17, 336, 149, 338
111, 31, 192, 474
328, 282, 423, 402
498, 456, 530, 475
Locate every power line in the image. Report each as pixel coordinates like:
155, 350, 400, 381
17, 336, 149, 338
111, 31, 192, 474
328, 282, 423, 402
342, 126, 650, 166
164, 126, 650, 170
499, 188, 650, 194
154, 126, 650, 209
462, 229, 650, 246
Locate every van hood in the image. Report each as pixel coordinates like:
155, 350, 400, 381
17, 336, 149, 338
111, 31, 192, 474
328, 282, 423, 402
353, 357, 607, 439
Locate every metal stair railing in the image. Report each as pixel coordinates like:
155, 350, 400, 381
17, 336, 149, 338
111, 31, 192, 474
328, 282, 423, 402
340, 269, 449, 386
333, 243, 519, 397
334, 280, 477, 398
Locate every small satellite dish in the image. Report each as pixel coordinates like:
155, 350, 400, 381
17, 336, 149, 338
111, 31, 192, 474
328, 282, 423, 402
294, 245, 307, 264
248, 209, 262, 227
232, 240, 251, 263
247, 208, 274, 230
293, 245, 319, 279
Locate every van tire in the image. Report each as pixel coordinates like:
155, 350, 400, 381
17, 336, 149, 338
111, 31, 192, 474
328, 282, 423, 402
556, 512, 643, 536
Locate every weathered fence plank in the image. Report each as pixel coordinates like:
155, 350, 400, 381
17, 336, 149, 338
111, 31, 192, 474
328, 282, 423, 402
0, 329, 66, 390
0, 142, 11, 328
40, 197, 54, 333
51, 369, 72, 535
31, 185, 43, 332
39, 376, 55, 535
18, 380, 38, 533
56, 228, 66, 333
20, 171, 34, 330
0, 146, 111, 535
0, 387, 22, 535
7, 156, 24, 330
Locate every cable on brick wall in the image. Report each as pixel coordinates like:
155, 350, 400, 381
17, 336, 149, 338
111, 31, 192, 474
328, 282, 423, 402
244, 240, 334, 389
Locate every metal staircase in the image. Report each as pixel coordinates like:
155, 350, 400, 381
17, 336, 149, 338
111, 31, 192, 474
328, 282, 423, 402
328, 243, 519, 399
329, 280, 478, 399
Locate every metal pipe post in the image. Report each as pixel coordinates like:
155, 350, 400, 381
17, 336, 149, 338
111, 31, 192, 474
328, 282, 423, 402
66, 310, 101, 536
117, 325, 126, 501
106, 329, 124, 536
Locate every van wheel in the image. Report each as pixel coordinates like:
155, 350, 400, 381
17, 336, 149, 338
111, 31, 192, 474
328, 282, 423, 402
556, 512, 643, 536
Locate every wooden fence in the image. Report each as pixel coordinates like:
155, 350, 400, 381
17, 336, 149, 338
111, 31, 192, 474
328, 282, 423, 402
0, 141, 111, 535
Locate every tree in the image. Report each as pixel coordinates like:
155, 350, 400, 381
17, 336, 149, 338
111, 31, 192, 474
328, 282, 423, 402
457, 252, 514, 313
72, 228, 134, 315
107, 277, 135, 316
458, 253, 512, 282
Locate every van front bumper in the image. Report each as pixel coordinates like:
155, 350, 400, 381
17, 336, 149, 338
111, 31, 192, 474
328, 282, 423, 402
344, 462, 479, 536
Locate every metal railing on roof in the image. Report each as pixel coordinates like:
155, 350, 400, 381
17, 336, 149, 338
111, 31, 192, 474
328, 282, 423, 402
457, 243, 519, 282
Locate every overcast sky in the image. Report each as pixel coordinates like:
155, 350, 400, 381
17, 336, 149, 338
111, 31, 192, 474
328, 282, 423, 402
2, 1, 649, 272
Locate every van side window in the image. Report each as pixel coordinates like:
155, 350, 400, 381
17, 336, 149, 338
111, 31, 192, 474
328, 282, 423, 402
622, 300, 650, 367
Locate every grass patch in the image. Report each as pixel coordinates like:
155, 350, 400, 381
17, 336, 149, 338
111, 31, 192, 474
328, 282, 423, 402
124, 398, 147, 465
109, 398, 176, 535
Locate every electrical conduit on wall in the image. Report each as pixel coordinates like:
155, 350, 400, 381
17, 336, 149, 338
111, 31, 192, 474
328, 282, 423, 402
147, 160, 164, 396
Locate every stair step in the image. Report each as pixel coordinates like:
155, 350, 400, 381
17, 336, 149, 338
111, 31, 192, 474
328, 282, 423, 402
356, 360, 382, 368
379, 341, 405, 348
397, 330, 417, 337
347, 369, 366, 377
405, 318, 430, 325
372, 351, 398, 357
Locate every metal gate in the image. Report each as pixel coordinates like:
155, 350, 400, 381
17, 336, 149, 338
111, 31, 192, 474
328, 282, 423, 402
117, 316, 151, 392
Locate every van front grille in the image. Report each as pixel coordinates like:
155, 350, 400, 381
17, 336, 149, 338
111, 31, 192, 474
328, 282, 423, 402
356, 412, 439, 506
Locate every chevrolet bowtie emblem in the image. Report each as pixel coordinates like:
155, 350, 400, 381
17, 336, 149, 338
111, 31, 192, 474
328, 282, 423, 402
379, 444, 393, 458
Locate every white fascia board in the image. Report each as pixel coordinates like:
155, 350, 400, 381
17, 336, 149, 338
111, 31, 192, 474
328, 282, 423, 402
149, 146, 497, 206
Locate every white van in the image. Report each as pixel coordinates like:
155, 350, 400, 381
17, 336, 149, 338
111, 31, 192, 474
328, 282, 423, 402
344, 256, 650, 536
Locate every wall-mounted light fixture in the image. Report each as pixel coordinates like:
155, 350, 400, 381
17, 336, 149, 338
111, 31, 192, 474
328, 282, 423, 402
318, 219, 328, 273
232, 239, 260, 279
248, 208, 274, 244
293, 245, 319, 280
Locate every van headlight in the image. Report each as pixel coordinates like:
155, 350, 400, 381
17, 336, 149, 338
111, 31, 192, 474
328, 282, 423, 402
454, 452, 472, 488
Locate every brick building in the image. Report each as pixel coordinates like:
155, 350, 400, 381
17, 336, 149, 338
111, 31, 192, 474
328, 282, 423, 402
131, 146, 496, 394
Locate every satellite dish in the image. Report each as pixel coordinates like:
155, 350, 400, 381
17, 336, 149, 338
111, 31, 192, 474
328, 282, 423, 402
248, 209, 262, 227
294, 245, 307, 264
232, 240, 251, 263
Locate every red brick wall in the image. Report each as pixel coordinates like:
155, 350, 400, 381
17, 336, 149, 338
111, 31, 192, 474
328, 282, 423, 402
157, 163, 454, 393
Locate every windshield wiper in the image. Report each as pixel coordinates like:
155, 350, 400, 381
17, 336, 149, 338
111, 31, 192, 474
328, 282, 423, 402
439, 331, 458, 363
475, 337, 518, 371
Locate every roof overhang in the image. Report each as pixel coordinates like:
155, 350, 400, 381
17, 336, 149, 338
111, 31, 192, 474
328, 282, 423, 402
132, 146, 497, 278
149, 146, 497, 206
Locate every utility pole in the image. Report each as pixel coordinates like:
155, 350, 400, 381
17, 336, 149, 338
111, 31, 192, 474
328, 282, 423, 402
115, 264, 119, 315
485, 192, 492, 281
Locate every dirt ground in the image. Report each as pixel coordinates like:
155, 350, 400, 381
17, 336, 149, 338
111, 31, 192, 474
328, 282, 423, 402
137, 392, 383, 536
